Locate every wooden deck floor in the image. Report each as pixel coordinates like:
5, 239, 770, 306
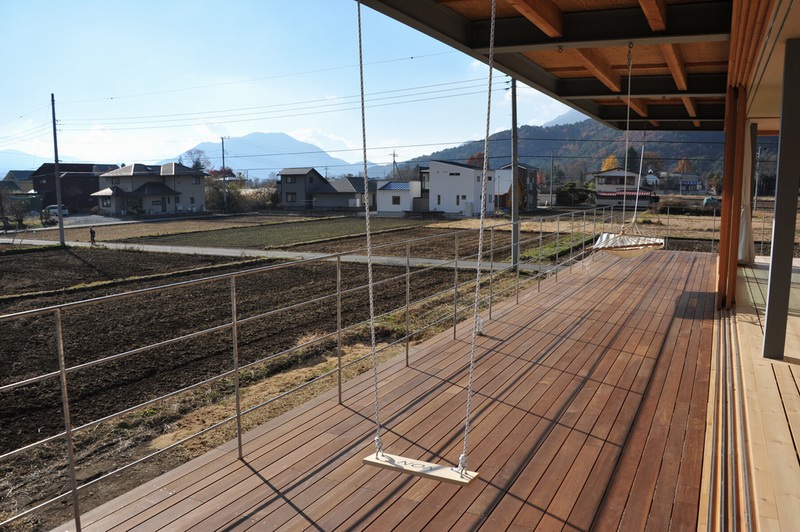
733, 258, 800, 530
56, 250, 717, 531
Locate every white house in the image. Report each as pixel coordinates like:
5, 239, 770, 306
92, 163, 207, 215
589, 167, 655, 208
376, 180, 421, 214
428, 160, 495, 216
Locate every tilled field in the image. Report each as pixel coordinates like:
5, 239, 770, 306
1, 246, 460, 530
0, 248, 454, 455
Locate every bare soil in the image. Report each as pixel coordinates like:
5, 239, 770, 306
0, 245, 453, 530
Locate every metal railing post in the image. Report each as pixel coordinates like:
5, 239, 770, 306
230, 277, 243, 460
538, 216, 543, 292
712, 208, 718, 254
336, 256, 343, 403
592, 208, 597, 261
55, 309, 82, 531
489, 226, 494, 319
515, 223, 520, 304
666, 205, 671, 250
570, 211, 575, 273
405, 243, 410, 367
555, 214, 560, 282
760, 211, 766, 255
453, 234, 459, 338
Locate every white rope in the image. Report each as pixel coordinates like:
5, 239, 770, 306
356, 1, 382, 457
459, 0, 496, 475
620, 43, 633, 230
631, 128, 647, 217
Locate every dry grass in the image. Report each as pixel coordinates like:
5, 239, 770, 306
21, 215, 309, 244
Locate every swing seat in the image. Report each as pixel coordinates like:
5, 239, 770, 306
592, 232, 664, 258
363, 452, 479, 485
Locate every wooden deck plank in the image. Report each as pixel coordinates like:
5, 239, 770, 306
51, 251, 718, 532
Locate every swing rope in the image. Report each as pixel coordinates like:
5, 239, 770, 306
592, 43, 662, 257
620, 43, 633, 230
459, 0, 496, 475
356, 0, 382, 457
357, 0, 495, 478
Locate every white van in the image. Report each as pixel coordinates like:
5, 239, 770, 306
46, 205, 69, 217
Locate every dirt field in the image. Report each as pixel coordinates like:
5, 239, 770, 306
0, 246, 455, 530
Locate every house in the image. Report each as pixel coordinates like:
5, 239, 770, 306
376, 180, 422, 214
428, 160, 495, 216
2, 170, 36, 193
31, 163, 119, 214
278, 168, 376, 210
278, 167, 326, 208
588, 167, 656, 208
494, 163, 538, 211
92, 163, 207, 215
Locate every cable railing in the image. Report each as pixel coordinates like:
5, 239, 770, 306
1, 203, 733, 529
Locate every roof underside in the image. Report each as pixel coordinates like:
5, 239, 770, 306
361, 0, 741, 132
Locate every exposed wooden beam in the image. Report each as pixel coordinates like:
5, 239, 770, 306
661, 43, 688, 91
680, 96, 702, 128
574, 48, 621, 92
639, 0, 667, 31
506, 0, 563, 38
475, 2, 732, 54
625, 98, 649, 118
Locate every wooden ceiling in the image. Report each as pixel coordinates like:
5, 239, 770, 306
361, 0, 737, 131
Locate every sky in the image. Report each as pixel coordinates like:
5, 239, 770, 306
0, 0, 571, 172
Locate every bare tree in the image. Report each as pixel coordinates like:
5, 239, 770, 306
180, 149, 211, 171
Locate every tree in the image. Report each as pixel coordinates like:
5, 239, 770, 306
180, 149, 211, 171
625, 145, 640, 172
673, 158, 694, 174
466, 152, 485, 168
556, 182, 591, 206
642, 151, 665, 176
0, 187, 11, 230
601, 154, 619, 171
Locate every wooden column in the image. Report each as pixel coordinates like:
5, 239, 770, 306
717, 86, 737, 307
724, 86, 747, 307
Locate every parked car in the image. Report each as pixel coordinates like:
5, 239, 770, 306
46, 205, 69, 217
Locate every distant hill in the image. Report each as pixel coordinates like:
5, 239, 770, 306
163, 132, 374, 180
541, 108, 589, 127
407, 119, 744, 180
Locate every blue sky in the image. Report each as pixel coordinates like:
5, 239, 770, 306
0, 0, 570, 170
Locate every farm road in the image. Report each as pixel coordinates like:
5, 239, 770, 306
0, 237, 548, 272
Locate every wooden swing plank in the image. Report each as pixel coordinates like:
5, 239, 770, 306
363, 453, 478, 486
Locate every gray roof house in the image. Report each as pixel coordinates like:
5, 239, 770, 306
278, 168, 376, 210
92, 163, 207, 215
2, 170, 35, 193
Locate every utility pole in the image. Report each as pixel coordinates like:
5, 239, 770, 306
754, 145, 761, 210
550, 148, 555, 208
51, 93, 65, 245
221, 136, 229, 213
511, 78, 519, 268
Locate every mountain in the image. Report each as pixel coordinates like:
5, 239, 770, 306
406, 119, 742, 179
164, 132, 372, 180
0, 149, 65, 176
542, 108, 589, 127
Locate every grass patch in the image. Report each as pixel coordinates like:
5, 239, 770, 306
521, 233, 594, 262
119, 217, 430, 248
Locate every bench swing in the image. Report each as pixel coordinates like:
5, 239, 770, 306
592, 43, 664, 258
355, 0, 501, 486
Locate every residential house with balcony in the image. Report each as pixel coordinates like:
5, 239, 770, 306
92, 163, 206, 215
